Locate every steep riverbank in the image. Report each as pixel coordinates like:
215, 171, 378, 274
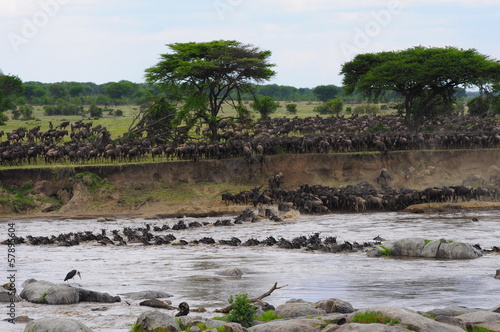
1, 149, 500, 219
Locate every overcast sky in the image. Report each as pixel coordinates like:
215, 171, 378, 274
1, 0, 499, 88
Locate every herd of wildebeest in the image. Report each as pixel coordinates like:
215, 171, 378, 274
1, 113, 500, 165
222, 171, 500, 215
2, 112, 500, 215
3, 213, 379, 254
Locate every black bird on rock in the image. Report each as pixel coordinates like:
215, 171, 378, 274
64, 270, 81, 285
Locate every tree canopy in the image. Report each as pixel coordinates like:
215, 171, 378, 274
145, 40, 276, 141
0, 72, 23, 124
340, 46, 500, 120
312, 85, 342, 102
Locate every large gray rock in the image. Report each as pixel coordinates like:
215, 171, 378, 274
346, 307, 464, 332
134, 310, 180, 331
20, 279, 120, 304
248, 318, 321, 332
313, 298, 355, 313
424, 306, 484, 317
367, 238, 482, 259
323, 322, 409, 332
20, 280, 79, 304
121, 290, 173, 300
23, 317, 92, 332
455, 310, 500, 331
177, 316, 245, 331
275, 300, 327, 318
77, 287, 121, 303
435, 241, 482, 259
391, 238, 426, 257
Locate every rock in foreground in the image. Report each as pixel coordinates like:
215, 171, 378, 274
24, 317, 92, 332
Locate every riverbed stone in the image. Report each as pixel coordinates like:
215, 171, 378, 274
217, 268, 243, 277
248, 318, 322, 331
139, 298, 174, 309
313, 298, 355, 313
275, 300, 327, 318
0, 287, 21, 302
122, 290, 173, 300
77, 287, 121, 303
390, 238, 426, 257
346, 307, 465, 332
423, 306, 484, 317
134, 310, 180, 331
20, 279, 120, 304
436, 241, 482, 259
176, 316, 245, 331
455, 310, 500, 331
20, 280, 79, 304
322, 322, 410, 331
24, 317, 92, 332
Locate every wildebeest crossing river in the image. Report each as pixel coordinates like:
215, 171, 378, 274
2, 210, 500, 331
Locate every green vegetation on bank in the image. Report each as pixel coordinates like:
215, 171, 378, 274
352, 311, 401, 325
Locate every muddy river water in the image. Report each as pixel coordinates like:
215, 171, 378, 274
2, 210, 500, 331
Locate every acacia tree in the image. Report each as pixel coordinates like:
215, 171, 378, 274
340, 46, 500, 121
145, 40, 276, 142
312, 85, 341, 102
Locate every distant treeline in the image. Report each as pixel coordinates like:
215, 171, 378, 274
20, 80, 471, 107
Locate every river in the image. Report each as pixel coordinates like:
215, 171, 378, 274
2, 210, 500, 331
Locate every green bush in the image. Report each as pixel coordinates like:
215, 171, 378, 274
353, 103, 379, 115
226, 294, 256, 328
0, 182, 37, 213
314, 98, 343, 115
254, 310, 283, 321
73, 172, 112, 192
285, 103, 298, 114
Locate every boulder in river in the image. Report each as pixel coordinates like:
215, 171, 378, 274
77, 287, 121, 303
20, 279, 120, 304
367, 238, 482, 259
121, 290, 173, 300
139, 298, 174, 309
0, 287, 21, 302
20, 280, 79, 305
24, 317, 92, 332
217, 268, 243, 277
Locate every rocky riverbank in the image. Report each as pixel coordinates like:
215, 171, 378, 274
1, 149, 500, 220
20, 295, 500, 331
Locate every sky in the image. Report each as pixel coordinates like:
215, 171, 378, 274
1, 0, 499, 88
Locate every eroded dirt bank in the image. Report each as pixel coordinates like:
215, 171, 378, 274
1, 149, 500, 219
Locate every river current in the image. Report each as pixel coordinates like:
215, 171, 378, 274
2, 210, 500, 331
